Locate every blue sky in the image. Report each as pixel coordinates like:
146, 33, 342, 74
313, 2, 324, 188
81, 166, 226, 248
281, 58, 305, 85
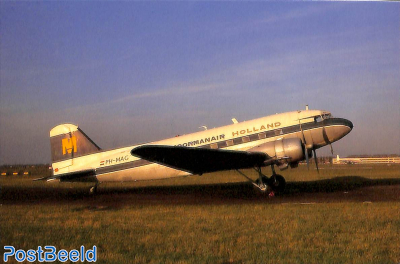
1, 2, 399, 164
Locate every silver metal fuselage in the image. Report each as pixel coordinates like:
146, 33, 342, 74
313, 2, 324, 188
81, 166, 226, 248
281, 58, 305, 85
52, 110, 353, 182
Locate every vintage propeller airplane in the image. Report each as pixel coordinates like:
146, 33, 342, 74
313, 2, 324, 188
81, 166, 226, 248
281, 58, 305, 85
37, 107, 353, 195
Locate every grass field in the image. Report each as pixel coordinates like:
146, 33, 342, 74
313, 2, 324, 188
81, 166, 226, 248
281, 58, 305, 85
1, 164, 399, 263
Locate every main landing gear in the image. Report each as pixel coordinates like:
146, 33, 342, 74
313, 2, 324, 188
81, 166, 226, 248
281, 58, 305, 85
236, 165, 286, 196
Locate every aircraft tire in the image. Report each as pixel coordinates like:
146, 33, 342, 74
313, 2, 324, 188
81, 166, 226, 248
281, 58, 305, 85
269, 174, 286, 194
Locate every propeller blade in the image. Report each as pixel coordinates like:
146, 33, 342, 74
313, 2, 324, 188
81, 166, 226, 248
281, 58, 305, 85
299, 122, 307, 146
322, 126, 334, 155
305, 148, 309, 170
299, 120, 312, 170
313, 149, 319, 173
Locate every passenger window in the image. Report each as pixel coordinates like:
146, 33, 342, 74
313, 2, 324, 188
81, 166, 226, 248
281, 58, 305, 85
210, 143, 218, 149
258, 132, 266, 139
275, 129, 283, 136
242, 136, 250, 143
226, 140, 234, 147
233, 138, 242, 145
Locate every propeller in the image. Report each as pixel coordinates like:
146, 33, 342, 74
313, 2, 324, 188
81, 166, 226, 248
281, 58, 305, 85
298, 113, 337, 173
299, 120, 314, 171
299, 118, 320, 173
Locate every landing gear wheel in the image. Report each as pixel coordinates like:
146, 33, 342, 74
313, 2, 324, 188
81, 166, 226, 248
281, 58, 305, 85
254, 176, 269, 192
268, 174, 286, 194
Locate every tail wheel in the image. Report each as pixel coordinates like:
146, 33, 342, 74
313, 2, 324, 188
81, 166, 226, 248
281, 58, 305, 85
269, 174, 286, 193
89, 185, 98, 195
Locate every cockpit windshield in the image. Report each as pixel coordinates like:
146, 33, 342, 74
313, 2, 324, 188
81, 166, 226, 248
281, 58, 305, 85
322, 113, 331, 119
314, 113, 331, 122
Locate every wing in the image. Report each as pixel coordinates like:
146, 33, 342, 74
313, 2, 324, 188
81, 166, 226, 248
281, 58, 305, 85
131, 145, 268, 175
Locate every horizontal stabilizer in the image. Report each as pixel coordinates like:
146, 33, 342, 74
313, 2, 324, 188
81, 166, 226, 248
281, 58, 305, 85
131, 145, 268, 175
34, 169, 97, 183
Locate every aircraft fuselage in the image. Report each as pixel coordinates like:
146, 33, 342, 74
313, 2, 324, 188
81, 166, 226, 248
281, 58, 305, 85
50, 109, 353, 182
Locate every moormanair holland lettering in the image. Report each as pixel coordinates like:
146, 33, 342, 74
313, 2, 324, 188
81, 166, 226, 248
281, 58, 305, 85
176, 121, 281, 147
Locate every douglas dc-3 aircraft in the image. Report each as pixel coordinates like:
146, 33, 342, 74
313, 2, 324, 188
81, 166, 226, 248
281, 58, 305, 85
37, 108, 353, 195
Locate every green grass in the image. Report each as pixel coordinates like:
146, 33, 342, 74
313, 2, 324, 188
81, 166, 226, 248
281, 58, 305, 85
1, 164, 400, 263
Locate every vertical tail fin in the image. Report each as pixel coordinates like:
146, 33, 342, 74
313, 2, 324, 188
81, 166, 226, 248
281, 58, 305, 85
50, 124, 101, 163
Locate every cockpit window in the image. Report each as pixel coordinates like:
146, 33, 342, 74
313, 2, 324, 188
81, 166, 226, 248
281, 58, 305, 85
322, 113, 331, 119
315, 113, 331, 122
315, 116, 323, 122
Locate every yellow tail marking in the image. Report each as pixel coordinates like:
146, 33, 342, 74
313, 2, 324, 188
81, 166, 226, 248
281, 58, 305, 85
62, 136, 77, 155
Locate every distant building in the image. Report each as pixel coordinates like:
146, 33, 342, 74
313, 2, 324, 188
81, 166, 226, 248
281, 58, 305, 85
333, 155, 400, 164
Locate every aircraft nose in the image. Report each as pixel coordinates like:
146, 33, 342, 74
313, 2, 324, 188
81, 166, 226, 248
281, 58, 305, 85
322, 118, 353, 144
345, 118, 353, 130
336, 118, 353, 138
341, 118, 353, 132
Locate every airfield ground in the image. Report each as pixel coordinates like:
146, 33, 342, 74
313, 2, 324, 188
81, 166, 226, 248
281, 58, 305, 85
1, 164, 399, 263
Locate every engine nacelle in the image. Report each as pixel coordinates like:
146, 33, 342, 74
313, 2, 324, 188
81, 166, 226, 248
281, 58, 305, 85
248, 138, 305, 169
